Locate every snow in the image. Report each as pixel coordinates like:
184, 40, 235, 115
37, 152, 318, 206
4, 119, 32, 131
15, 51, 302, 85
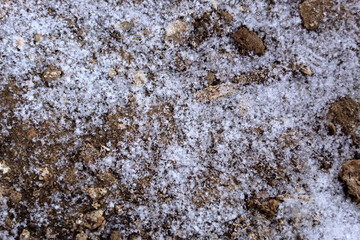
0, 0, 360, 239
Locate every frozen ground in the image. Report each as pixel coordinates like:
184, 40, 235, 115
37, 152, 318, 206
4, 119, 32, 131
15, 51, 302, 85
0, 0, 359, 239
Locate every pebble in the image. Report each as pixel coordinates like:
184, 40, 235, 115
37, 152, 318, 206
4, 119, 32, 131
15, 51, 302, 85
0, 161, 10, 174
75, 233, 88, 240
119, 21, 132, 32
19, 229, 31, 240
41, 66, 62, 82
85, 209, 105, 230
85, 187, 108, 200
34, 34, 42, 43
108, 68, 117, 78
299, 65, 312, 76
196, 83, 234, 102
231, 27, 265, 56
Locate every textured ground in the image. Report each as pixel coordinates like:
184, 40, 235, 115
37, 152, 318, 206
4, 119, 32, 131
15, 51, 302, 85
0, 0, 359, 239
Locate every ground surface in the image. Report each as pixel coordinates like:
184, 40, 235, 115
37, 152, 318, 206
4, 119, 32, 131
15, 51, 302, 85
0, 0, 359, 239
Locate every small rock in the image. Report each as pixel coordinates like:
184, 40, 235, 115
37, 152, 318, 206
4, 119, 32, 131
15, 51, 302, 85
0, 161, 10, 174
196, 83, 235, 102
85, 187, 108, 200
41, 66, 62, 82
85, 209, 105, 230
299, 65, 312, 76
327, 98, 360, 134
239, 5, 247, 13
19, 229, 31, 240
34, 34, 42, 43
231, 27, 265, 56
16, 36, 24, 49
299, 0, 332, 30
75, 233, 88, 240
339, 159, 360, 203
119, 21, 132, 32
165, 20, 188, 44
110, 230, 122, 240
108, 68, 117, 78
39, 166, 51, 181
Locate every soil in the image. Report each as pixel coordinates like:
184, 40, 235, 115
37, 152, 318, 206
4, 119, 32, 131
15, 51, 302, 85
0, 1, 359, 239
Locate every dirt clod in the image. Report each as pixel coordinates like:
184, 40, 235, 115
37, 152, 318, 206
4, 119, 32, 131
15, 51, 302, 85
339, 159, 360, 203
299, 0, 332, 30
327, 98, 360, 135
231, 27, 265, 56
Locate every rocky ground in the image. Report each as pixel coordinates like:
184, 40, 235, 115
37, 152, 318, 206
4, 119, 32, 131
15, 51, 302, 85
0, 0, 359, 239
